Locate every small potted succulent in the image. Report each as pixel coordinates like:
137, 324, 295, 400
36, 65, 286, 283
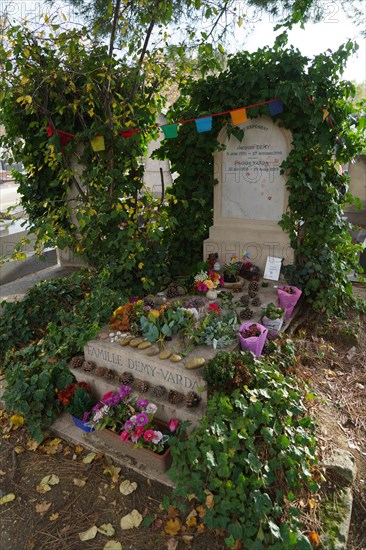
261, 302, 285, 339
57, 382, 97, 432
277, 285, 302, 318
239, 322, 268, 359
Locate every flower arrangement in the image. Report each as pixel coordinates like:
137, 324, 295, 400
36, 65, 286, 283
120, 399, 179, 454
281, 286, 296, 295
86, 385, 135, 431
140, 304, 196, 345
240, 324, 262, 338
193, 270, 223, 294
261, 303, 285, 321
57, 382, 96, 421
239, 254, 260, 280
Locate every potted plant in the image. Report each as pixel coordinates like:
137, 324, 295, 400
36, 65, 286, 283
108, 399, 179, 473
57, 382, 97, 432
222, 261, 241, 284
239, 255, 260, 281
86, 385, 135, 432
277, 285, 302, 318
261, 302, 285, 339
239, 322, 268, 359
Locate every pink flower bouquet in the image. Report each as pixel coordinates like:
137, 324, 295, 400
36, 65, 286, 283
277, 286, 302, 318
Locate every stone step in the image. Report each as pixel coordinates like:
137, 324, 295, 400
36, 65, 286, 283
51, 413, 174, 487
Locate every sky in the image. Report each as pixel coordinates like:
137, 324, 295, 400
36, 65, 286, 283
231, 4, 366, 83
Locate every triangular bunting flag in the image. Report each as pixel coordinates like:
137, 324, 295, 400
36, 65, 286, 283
90, 135, 105, 152
121, 129, 139, 139
268, 100, 283, 116
57, 130, 74, 147
322, 108, 330, 122
195, 116, 212, 133
230, 108, 247, 125
162, 124, 178, 139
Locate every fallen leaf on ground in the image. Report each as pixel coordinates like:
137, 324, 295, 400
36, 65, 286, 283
10, 413, 24, 430
308, 497, 317, 509
27, 439, 40, 451
36, 501, 51, 514
75, 445, 84, 454
78, 525, 98, 541
308, 531, 319, 547
182, 535, 194, 543
83, 452, 97, 464
97, 523, 115, 536
49, 513, 59, 521
36, 474, 60, 494
187, 493, 196, 501
103, 542, 122, 550
196, 504, 206, 518
152, 518, 163, 531
164, 518, 181, 536
103, 465, 121, 482
205, 493, 214, 509
14, 445, 25, 454
119, 480, 137, 495
167, 505, 180, 519
186, 516, 197, 528
0, 493, 15, 505
166, 538, 179, 550
196, 523, 205, 533
120, 509, 143, 530
0, 470, 6, 476
73, 477, 87, 487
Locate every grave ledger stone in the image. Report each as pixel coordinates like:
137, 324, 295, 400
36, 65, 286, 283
204, 116, 293, 270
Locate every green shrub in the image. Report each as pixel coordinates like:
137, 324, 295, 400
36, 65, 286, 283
169, 358, 318, 549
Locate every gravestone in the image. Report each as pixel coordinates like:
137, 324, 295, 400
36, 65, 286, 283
204, 116, 293, 269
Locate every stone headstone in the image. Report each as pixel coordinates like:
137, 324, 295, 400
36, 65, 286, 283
204, 116, 293, 269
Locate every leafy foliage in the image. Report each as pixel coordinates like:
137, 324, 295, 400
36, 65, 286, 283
169, 353, 318, 548
158, 37, 365, 313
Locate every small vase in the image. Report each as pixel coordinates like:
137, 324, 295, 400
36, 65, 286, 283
261, 315, 284, 340
71, 415, 95, 433
206, 289, 218, 300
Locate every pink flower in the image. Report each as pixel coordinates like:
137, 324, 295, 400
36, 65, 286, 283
133, 426, 145, 438
169, 418, 180, 433
143, 429, 155, 442
197, 282, 208, 293
219, 277, 224, 286
120, 430, 130, 441
152, 431, 163, 444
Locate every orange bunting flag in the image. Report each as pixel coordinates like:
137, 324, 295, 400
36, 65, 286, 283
230, 108, 247, 125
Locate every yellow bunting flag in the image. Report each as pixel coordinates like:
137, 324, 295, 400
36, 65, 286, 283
230, 108, 247, 125
90, 135, 105, 152
322, 109, 329, 122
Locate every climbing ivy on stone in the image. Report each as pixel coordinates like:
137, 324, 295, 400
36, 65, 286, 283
158, 35, 365, 313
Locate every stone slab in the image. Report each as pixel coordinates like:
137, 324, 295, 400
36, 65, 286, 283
50, 413, 174, 487
320, 487, 353, 550
322, 448, 357, 486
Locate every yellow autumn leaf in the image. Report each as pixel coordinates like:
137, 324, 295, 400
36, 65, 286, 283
164, 518, 182, 536
104, 542, 122, 550
0, 493, 15, 505
205, 492, 214, 509
78, 525, 98, 541
75, 445, 84, 454
88, 108, 94, 117
20, 76, 28, 84
10, 413, 24, 429
197, 523, 206, 533
73, 478, 86, 487
119, 480, 137, 495
97, 523, 115, 537
308, 497, 317, 510
186, 516, 197, 528
36, 501, 51, 514
138, 262, 144, 269
14, 445, 25, 454
120, 509, 143, 530
83, 452, 96, 464
196, 504, 206, 518
49, 513, 59, 521
27, 439, 40, 451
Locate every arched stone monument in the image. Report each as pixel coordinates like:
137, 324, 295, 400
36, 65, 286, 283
204, 116, 293, 269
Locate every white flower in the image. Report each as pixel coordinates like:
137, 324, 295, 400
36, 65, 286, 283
194, 270, 208, 283
93, 405, 109, 422
152, 431, 163, 444
146, 403, 157, 414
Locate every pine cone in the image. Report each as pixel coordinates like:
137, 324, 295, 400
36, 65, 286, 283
69, 355, 84, 369
119, 372, 134, 385
251, 296, 261, 307
166, 284, 180, 299
248, 281, 259, 293
176, 286, 186, 296
186, 391, 201, 408
135, 379, 149, 393
152, 385, 166, 398
95, 367, 107, 377
239, 308, 253, 320
248, 289, 257, 298
239, 295, 250, 306
168, 390, 184, 405
106, 369, 115, 379
82, 361, 95, 372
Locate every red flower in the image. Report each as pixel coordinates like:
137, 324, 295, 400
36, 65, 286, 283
209, 303, 220, 315
101, 390, 114, 402
133, 426, 145, 438
120, 430, 130, 441
143, 429, 155, 442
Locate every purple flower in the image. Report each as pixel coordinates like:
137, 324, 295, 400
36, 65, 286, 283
146, 403, 157, 414
129, 296, 140, 303
82, 411, 90, 423
124, 419, 135, 431
197, 282, 208, 293
103, 394, 122, 407
119, 385, 132, 397
136, 412, 149, 426
136, 398, 149, 409
92, 403, 102, 412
